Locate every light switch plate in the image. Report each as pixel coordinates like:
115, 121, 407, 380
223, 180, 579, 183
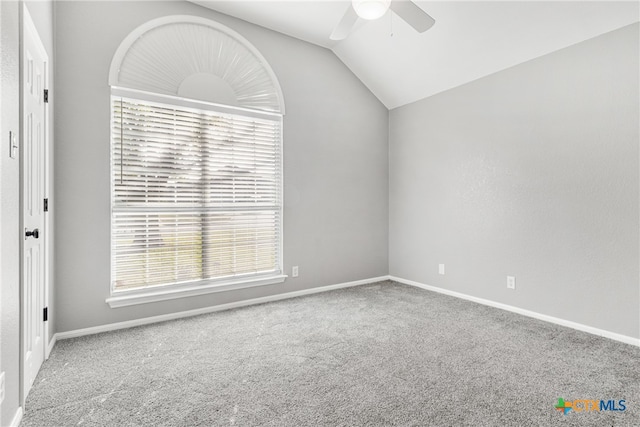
9, 131, 18, 159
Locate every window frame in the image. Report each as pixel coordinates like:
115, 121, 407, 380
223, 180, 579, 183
106, 87, 285, 308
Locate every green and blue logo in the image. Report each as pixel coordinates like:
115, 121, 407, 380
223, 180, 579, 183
555, 398, 626, 415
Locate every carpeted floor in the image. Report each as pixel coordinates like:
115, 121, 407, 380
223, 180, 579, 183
22, 281, 640, 426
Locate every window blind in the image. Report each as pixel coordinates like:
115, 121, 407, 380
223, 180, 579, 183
111, 96, 282, 292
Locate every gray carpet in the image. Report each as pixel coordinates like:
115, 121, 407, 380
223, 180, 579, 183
22, 281, 640, 426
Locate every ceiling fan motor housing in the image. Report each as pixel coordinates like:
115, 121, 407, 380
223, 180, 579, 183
352, 0, 391, 20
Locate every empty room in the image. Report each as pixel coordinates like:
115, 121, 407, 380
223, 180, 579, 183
1, 0, 639, 425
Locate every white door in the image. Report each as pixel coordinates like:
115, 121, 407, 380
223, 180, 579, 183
22, 7, 48, 399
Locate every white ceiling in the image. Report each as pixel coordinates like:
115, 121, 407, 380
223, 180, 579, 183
191, 1, 640, 109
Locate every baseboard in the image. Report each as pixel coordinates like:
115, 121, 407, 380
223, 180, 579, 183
10, 407, 23, 427
56, 276, 391, 341
391, 275, 640, 347
46, 333, 57, 358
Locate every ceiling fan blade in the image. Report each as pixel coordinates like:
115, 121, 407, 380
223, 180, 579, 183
330, 5, 359, 40
390, 0, 435, 33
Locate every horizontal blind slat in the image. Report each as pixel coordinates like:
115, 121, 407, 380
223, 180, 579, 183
112, 96, 282, 291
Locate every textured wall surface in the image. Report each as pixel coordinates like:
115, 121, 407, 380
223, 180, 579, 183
54, 1, 388, 332
1, 1, 21, 424
389, 23, 639, 339
1, 4, 3, 423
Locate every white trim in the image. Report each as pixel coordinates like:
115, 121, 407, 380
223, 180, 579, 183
111, 87, 281, 121
10, 407, 23, 427
391, 276, 640, 347
67, 275, 640, 347
107, 274, 288, 308
277, 113, 284, 287
46, 334, 57, 359
60, 276, 389, 339
108, 15, 285, 114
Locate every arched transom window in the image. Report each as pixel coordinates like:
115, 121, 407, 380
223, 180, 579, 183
107, 16, 285, 306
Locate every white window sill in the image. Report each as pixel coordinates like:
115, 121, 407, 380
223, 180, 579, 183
106, 274, 287, 308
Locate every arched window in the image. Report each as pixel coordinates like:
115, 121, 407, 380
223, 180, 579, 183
107, 16, 285, 306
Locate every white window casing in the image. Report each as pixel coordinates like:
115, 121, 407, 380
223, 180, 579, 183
106, 16, 285, 307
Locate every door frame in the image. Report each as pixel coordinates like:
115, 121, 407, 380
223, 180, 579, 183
19, 3, 51, 406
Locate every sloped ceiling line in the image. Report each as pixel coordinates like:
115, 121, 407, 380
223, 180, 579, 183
190, 1, 639, 109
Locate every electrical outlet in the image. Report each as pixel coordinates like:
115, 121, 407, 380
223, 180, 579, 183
438, 264, 445, 275
0, 371, 5, 405
507, 276, 516, 290
292, 266, 299, 278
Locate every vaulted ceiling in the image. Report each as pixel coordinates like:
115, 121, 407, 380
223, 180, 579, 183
191, 1, 639, 109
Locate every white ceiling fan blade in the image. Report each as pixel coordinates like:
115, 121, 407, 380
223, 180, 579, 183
330, 5, 359, 40
390, 0, 435, 33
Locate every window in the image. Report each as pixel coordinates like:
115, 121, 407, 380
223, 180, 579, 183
109, 91, 283, 304
106, 16, 285, 307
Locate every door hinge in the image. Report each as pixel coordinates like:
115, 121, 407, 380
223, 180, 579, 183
44, 198, 49, 212
44, 89, 49, 103
43, 307, 48, 322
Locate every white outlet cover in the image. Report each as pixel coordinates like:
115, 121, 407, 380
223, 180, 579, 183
438, 264, 445, 275
292, 266, 299, 277
507, 276, 516, 289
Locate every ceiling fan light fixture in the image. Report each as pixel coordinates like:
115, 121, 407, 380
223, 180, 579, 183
352, 0, 391, 20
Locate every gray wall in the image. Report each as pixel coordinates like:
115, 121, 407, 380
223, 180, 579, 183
0, 2, 54, 423
54, 1, 389, 333
1, 2, 21, 424
389, 23, 639, 339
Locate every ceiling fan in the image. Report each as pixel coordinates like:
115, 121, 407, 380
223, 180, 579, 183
330, 0, 436, 41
